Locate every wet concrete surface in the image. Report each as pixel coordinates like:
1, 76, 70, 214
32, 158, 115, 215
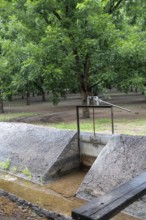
0, 170, 86, 216
0, 170, 141, 220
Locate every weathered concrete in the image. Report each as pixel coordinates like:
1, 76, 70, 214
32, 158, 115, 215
80, 133, 114, 166
0, 122, 79, 182
77, 134, 146, 200
77, 134, 146, 219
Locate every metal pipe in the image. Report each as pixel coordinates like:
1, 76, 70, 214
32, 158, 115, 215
99, 99, 131, 112
93, 106, 96, 137
76, 106, 81, 159
111, 106, 114, 134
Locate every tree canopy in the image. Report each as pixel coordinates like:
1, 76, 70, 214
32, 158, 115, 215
0, 0, 146, 115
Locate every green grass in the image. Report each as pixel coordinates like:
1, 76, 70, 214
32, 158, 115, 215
1, 111, 146, 136
0, 112, 34, 121
49, 118, 111, 131
22, 166, 32, 179
0, 159, 11, 170
49, 118, 114, 133
48, 117, 146, 135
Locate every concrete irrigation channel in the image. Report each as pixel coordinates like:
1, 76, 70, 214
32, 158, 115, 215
0, 122, 145, 219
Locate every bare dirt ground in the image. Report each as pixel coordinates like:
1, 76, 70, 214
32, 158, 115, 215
4, 92, 146, 124
0, 196, 49, 220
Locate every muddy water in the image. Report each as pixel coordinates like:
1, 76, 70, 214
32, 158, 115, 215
0, 171, 86, 216
0, 171, 141, 219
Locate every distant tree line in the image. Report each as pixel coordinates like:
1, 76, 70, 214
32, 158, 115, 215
0, 0, 146, 116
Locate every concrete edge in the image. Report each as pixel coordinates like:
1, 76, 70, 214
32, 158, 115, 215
0, 189, 72, 220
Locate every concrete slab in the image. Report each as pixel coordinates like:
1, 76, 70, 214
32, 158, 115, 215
77, 134, 146, 200
0, 122, 79, 183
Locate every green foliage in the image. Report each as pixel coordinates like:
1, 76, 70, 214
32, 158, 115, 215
22, 167, 32, 179
1, 0, 146, 111
12, 166, 18, 173
0, 159, 11, 170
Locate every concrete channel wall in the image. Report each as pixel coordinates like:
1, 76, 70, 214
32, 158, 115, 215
80, 132, 116, 167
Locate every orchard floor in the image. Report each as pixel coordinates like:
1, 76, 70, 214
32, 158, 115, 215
3, 92, 146, 135
3, 92, 146, 122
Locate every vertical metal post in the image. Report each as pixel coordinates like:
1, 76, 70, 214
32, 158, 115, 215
76, 106, 81, 156
93, 106, 96, 138
111, 106, 114, 134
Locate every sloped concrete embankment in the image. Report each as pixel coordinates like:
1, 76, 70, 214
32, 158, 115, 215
77, 134, 146, 219
0, 122, 80, 183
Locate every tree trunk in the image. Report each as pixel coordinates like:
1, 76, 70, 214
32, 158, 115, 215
42, 91, 46, 102
74, 49, 90, 118
33, 81, 46, 102
80, 54, 91, 118
21, 93, 24, 99
80, 87, 90, 118
26, 91, 30, 105
0, 97, 4, 113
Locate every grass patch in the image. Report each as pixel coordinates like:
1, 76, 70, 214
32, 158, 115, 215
0, 112, 35, 121
22, 166, 32, 179
49, 118, 113, 133
49, 117, 146, 135
0, 159, 11, 170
